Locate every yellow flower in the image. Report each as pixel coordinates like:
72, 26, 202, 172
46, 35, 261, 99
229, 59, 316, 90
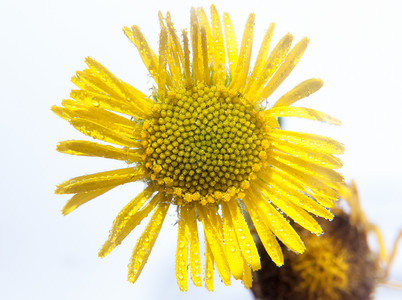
251, 181, 402, 300
53, 5, 344, 291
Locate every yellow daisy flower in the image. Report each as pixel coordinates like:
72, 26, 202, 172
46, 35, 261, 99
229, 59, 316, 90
53, 5, 344, 291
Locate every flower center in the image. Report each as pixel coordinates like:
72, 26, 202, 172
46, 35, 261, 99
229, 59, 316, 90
291, 237, 349, 300
143, 83, 270, 205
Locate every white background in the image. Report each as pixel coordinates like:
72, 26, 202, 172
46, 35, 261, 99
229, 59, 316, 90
1, 0, 401, 299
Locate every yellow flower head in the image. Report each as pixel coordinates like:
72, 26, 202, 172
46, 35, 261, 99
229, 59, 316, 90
53, 5, 344, 291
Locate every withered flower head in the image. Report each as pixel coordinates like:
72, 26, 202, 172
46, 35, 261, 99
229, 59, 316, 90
251, 181, 402, 300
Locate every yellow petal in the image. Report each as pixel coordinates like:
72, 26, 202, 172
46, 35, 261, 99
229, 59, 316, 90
274, 78, 324, 108
259, 37, 309, 101
197, 204, 231, 286
159, 27, 170, 100
72, 68, 154, 118
98, 185, 158, 258
55, 167, 146, 194
223, 12, 238, 76
200, 27, 210, 84
258, 166, 336, 218
70, 89, 148, 119
269, 129, 345, 154
243, 195, 284, 266
265, 156, 338, 205
62, 187, 114, 215
244, 23, 275, 94
84, 57, 133, 101
60, 104, 137, 134
190, 13, 202, 83
57, 140, 142, 162
123, 26, 159, 81
204, 235, 214, 291
221, 203, 244, 279
268, 137, 343, 169
197, 7, 213, 62
166, 13, 185, 71
211, 5, 225, 85
69, 118, 141, 148
181, 29, 193, 87
247, 33, 293, 101
229, 13, 255, 91
223, 200, 261, 271
184, 206, 202, 287
268, 149, 344, 188
264, 107, 341, 125
176, 207, 189, 291
248, 186, 305, 253
256, 180, 324, 235
242, 258, 252, 289
128, 201, 170, 283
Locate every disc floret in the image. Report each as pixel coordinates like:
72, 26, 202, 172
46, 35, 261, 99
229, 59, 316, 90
143, 83, 270, 205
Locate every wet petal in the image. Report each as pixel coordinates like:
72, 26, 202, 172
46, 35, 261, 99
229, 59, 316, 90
127, 201, 170, 283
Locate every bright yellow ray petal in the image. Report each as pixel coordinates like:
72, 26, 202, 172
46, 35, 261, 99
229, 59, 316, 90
57, 140, 142, 163
123, 26, 159, 81
264, 107, 341, 125
242, 258, 252, 289
275, 179, 333, 220
84, 57, 136, 101
184, 206, 202, 287
268, 137, 343, 169
268, 149, 344, 188
200, 27, 210, 84
182, 29, 193, 87
256, 180, 324, 235
51, 105, 70, 122
204, 235, 214, 291
58, 105, 138, 136
128, 201, 170, 283
265, 156, 338, 206
69, 90, 148, 119
248, 186, 305, 253
244, 23, 275, 93
73, 70, 122, 101
269, 129, 345, 154
158, 27, 169, 99
82, 58, 127, 99
166, 12, 185, 70
243, 194, 284, 266
247, 33, 293, 101
99, 185, 159, 258
158, 13, 183, 89
55, 167, 147, 194
197, 204, 231, 286
68, 118, 141, 148
211, 4, 225, 85
190, 15, 202, 83
259, 37, 309, 101
223, 200, 261, 271
176, 207, 189, 291
72, 68, 154, 118
273, 78, 324, 108
221, 202, 244, 279
258, 166, 336, 218
62, 187, 114, 215
197, 7, 213, 62
229, 13, 255, 91
223, 12, 238, 76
